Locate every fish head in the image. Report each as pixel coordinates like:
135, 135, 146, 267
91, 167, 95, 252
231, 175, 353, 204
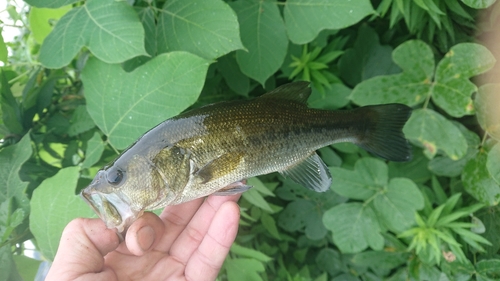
81, 155, 166, 233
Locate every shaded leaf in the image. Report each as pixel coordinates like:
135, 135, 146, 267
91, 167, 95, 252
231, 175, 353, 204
284, 0, 374, 44
81, 132, 105, 169
352, 250, 409, 276
82, 53, 209, 150
403, 108, 467, 159
374, 178, 424, 233
329, 158, 387, 200
350, 40, 433, 106
433, 43, 495, 117
157, 0, 243, 60
0, 247, 22, 281
0, 72, 23, 134
308, 83, 351, 110
487, 143, 500, 186
39, 0, 147, 68
225, 258, 265, 281
12, 255, 42, 281
323, 202, 384, 253
68, 105, 95, 137
30, 166, 95, 261
0, 29, 7, 63
232, 0, 288, 85
278, 199, 327, 240
217, 53, 250, 96
462, 150, 500, 206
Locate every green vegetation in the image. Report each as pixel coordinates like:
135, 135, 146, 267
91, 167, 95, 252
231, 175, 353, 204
1, 0, 500, 280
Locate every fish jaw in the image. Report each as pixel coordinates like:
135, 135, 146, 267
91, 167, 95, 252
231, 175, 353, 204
80, 171, 142, 234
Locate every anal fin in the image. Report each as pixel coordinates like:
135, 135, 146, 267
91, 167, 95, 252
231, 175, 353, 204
280, 152, 332, 192
213, 181, 252, 196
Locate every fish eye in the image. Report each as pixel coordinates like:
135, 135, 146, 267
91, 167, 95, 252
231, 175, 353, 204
106, 167, 124, 185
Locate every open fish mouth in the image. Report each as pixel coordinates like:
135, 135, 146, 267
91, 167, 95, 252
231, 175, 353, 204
81, 183, 140, 234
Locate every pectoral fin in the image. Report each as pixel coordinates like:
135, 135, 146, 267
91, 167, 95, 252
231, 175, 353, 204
213, 181, 252, 196
196, 152, 244, 184
280, 152, 332, 192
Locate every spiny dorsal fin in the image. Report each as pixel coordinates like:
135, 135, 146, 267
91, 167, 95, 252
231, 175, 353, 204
279, 152, 332, 192
258, 81, 311, 104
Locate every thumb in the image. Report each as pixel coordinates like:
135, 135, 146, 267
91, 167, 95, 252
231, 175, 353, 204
46, 218, 120, 281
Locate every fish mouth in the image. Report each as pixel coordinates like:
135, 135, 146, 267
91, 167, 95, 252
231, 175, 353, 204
81, 185, 140, 234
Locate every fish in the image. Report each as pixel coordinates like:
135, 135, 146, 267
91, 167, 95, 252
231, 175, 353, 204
81, 81, 412, 233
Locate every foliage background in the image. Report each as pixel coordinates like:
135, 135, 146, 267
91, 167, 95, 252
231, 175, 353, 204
1, 0, 500, 280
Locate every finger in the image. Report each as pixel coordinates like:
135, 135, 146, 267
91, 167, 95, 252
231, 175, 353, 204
119, 212, 165, 256
168, 194, 240, 263
154, 197, 205, 252
45, 218, 120, 281
185, 201, 240, 280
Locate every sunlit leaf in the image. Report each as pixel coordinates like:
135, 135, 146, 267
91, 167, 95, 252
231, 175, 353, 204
0, 30, 7, 63
12, 255, 42, 281
24, 0, 78, 8
323, 202, 384, 253
462, 150, 500, 206
350, 40, 433, 106
225, 258, 264, 281
475, 84, 500, 141
82, 53, 209, 150
433, 43, 495, 117
231, 0, 288, 85
30, 166, 94, 261
28, 6, 71, 44
157, 0, 243, 60
284, 0, 374, 44
39, 0, 147, 68
403, 109, 467, 159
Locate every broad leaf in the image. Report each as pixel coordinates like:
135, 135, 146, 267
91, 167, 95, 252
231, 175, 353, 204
461, 0, 497, 9
82, 52, 209, 150
487, 144, 500, 186
82, 132, 105, 169
308, 83, 351, 110
0, 247, 22, 281
475, 84, 500, 141
284, 0, 374, 44
329, 158, 387, 200
217, 54, 250, 96
476, 259, 500, 280
157, 0, 243, 60
462, 150, 500, 206
30, 167, 95, 261
433, 43, 495, 117
39, 0, 147, 68
24, 0, 78, 8
0, 134, 31, 214
323, 202, 384, 253
374, 178, 424, 233
231, 0, 288, 85
28, 6, 71, 44
403, 109, 467, 159
350, 40, 433, 106
68, 105, 95, 137
278, 199, 327, 240
225, 258, 265, 281
0, 29, 8, 63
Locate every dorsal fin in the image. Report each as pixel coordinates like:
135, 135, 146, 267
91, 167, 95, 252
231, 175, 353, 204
258, 81, 311, 104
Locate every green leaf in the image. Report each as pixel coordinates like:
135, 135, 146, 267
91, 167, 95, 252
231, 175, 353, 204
24, 0, 78, 8
137, 6, 156, 57
230, 243, 272, 262
30, 166, 95, 261
242, 188, 273, 213
232, 0, 288, 85
308, 83, 351, 110
350, 40, 433, 106
339, 25, 399, 87
433, 43, 495, 117
487, 143, 500, 186
461, 0, 497, 9
217, 53, 250, 96
225, 258, 265, 281
352, 251, 408, 276
0, 247, 22, 281
12, 255, 42, 281
476, 84, 500, 141
476, 259, 500, 280
323, 202, 384, 253
261, 212, 281, 240
462, 150, 500, 206
0, 29, 7, 63
28, 6, 71, 44
403, 109, 467, 159
316, 248, 349, 276
39, 0, 147, 68
82, 53, 209, 150
157, 0, 243, 60
374, 178, 424, 233
278, 199, 327, 240
81, 132, 105, 169
0, 72, 23, 135
284, 0, 374, 44
0, 134, 31, 214
329, 158, 387, 200
67, 105, 95, 137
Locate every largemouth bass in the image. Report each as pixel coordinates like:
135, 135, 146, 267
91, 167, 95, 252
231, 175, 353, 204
81, 82, 412, 233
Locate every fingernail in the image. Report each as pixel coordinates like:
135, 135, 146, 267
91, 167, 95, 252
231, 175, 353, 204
137, 226, 155, 252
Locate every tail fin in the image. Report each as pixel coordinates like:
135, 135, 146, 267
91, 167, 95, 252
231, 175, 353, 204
356, 104, 412, 162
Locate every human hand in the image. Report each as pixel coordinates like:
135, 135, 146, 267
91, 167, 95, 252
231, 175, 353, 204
45, 194, 241, 281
